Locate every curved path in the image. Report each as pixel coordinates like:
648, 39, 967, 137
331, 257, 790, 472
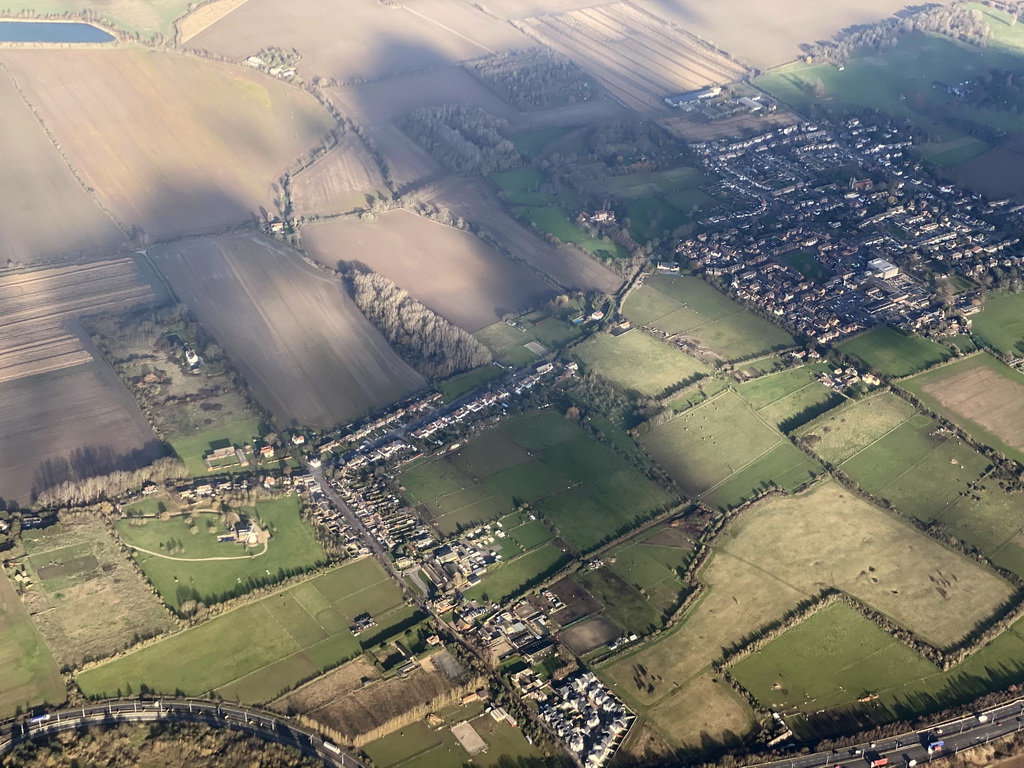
126, 541, 268, 562
0, 697, 361, 768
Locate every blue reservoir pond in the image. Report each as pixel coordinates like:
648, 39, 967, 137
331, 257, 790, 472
0, 21, 114, 43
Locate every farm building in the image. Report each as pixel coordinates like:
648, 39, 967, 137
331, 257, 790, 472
664, 86, 722, 107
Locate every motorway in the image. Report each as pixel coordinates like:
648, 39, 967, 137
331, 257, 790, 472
0, 698, 362, 767
757, 697, 1024, 768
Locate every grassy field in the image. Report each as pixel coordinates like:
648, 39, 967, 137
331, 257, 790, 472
20, 517, 174, 667
736, 364, 837, 431
511, 126, 576, 156
901, 353, 1024, 464
573, 330, 708, 397
116, 494, 328, 609
401, 411, 672, 552
578, 566, 663, 635
490, 168, 579, 206
438, 365, 504, 400
732, 602, 1024, 731
797, 392, 917, 464
780, 250, 833, 283
939, 485, 1024, 578
0, 568, 65, 719
599, 482, 1014, 748
972, 293, 1024, 356
607, 525, 693, 616
0, 1, 190, 37
623, 275, 794, 361
169, 418, 264, 476
583, 167, 707, 200
640, 391, 821, 508
516, 206, 628, 260
474, 316, 582, 368
462, 542, 570, 604
76, 558, 405, 703
838, 326, 950, 378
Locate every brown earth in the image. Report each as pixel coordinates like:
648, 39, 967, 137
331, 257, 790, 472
0, 48, 334, 241
415, 176, 622, 293
0, 362, 164, 504
0, 69, 126, 267
559, 615, 621, 655
151, 232, 425, 428
291, 135, 387, 217
549, 576, 602, 627
659, 109, 799, 142
0, 259, 157, 384
303, 210, 553, 332
920, 365, 1024, 453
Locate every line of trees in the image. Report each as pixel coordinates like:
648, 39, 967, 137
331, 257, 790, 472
35, 456, 188, 509
348, 270, 491, 378
465, 48, 605, 109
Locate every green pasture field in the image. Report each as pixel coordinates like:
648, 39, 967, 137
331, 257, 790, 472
169, 417, 264, 476
490, 168, 579, 206
512, 126, 576, 156
971, 292, 1024, 356
919, 137, 991, 167
584, 167, 707, 200
598, 481, 1014, 748
838, 326, 950, 378
116, 494, 327, 609
780, 250, 833, 283
573, 330, 708, 397
76, 558, 404, 703
641, 391, 820, 507
623, 275, 794, 361
901, 353, 1024, 464
945, 334, 977, 354
608, 525, 693, 616
474, 317, 581, 367
578, 567, 663, 634
400, 411, 672, 551
796, 392, 917, 464
939, 485, 1024, 578
516, 205, 628, 260
626, 197, 690, 241
732, 602, 1024, 730
588, 415, 648, 464
0, 1, 188, 37
736, 364, 836, 430
462, 542, 569, 604
755, 29, 1024, 155
0, 569, 65, 719
438, 365, 504, 400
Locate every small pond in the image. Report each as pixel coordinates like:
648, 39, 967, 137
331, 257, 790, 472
0, 21, 114, 43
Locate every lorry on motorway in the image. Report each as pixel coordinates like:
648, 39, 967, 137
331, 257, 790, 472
864, 751, 888, 767
28, 715, 50, 725
323, 741, 341, 755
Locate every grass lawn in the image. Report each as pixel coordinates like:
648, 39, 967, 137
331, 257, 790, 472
462, 542, 569, 604
573, 330, 708, 397
76, 558, 404, 703
623, 275, 794, 361
640, 391, 815, 504
474, 317, 581, 367
116, 494, 328, 609
608, 526, 692, 615
438, 365, 504, 400
0, 569, 65, 719
169, 417, 264, 476
516, 205, 628, 260
971, 292, 1024, 356
901, 353, 1024, 464
838, 326, 950, 378
401, 411, 672, 550
780, 250, 833, 283
490, 168, 579, 206
736, 364, 836, 430
732, 602, 1024, 731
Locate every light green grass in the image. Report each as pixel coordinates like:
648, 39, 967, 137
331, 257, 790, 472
972, 292, 1024, 356
0, 570, 65, 718
76, 559, 403, 703
117, 495, 327, 609
169, 417, 264, 476
578, 566, 663, 634
839, 326, 950, 377
490, 168, 579, 206
574, 330, 708, 397
474, 317, 581, 367
438, 365, 504, 400
609, 528, 692, 615
516, 205, 628, 260
796, 392, 917, 464
463, 542, 569, 603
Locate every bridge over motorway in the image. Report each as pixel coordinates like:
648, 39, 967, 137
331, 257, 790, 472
0, 697, 363, 767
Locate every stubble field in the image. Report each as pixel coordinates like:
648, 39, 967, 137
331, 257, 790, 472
0, 70, 126, 266
152, 233, 425, 428
512, 2, 749, 113
0, 48, 335, 240
290, 135, 387, 218
601, 482, 1014, 748
304, 211, 553, 333
20, 516, 175, 668
0, 258, 157, 384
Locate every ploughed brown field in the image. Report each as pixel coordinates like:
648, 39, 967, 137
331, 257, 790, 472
0, 259, 157, 384
0, 70, 126, 266
186, 0, 528, 83
152, 233, 425, 428
512, 1, 749, 112
291, 134, 387, 217
0, 363, 164, 504
303, 210, 553, 333
0, 48, 334, 241
920, 366, 1024, 453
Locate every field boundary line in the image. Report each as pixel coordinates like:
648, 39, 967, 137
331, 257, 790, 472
696, 437, 785, 501
873, 434, 980, 516
834, 408, 917, 468
126, 541, 267, 562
